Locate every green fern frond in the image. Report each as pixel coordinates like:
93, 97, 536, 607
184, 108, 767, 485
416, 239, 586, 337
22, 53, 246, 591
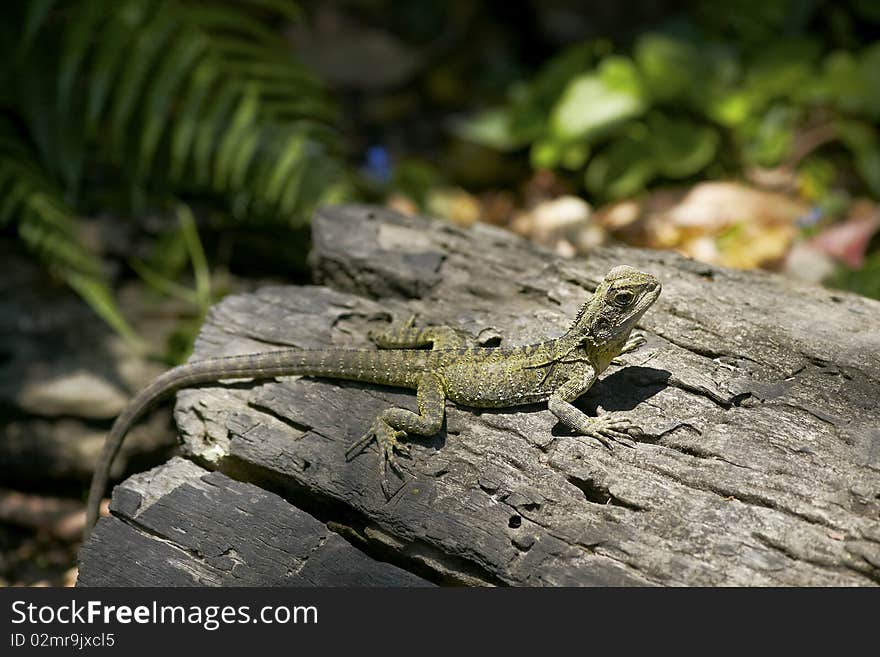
23, 0, 348, 226
3, 0, 351, 342
0, 125, 140, 345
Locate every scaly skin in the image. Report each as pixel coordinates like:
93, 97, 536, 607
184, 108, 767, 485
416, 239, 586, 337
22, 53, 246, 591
84, 265, 660, 538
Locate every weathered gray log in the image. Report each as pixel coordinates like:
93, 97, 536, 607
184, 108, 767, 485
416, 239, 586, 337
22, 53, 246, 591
78, 204, 880, 586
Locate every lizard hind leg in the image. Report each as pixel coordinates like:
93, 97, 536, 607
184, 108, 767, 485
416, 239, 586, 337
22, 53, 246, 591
345, 372, 446, 497
369, 315, 469, 350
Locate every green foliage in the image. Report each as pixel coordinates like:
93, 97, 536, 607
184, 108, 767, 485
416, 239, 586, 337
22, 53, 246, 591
456, 14, 880, 203
1, 0, 349, 344
828, 251, 880, 300
0, 119, 141, 343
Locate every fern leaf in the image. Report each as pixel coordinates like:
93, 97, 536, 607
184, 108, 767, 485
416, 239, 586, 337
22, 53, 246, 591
0, 132, 139, 345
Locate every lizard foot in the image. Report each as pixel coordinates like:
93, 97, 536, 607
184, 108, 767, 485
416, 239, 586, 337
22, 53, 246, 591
579, 411, 639, 449
612, 333, 647, 364
345, 419, 411, 497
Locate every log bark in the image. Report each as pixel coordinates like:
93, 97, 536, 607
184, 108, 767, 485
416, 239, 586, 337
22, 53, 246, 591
78, 204, 880, 586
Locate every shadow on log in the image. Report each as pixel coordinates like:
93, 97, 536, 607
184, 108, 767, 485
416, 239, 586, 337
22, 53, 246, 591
78, 205, 880, 586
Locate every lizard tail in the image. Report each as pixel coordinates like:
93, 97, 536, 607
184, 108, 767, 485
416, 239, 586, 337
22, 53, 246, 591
83, 350, 308, 540
82, 347, 427, 540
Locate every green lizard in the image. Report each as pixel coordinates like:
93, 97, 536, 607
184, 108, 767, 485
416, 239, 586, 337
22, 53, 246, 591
84, 265, 660, 539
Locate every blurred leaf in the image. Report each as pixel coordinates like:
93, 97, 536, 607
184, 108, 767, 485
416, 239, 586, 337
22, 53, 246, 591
451, 107, 523, 151
1, 0, 346, 341
828, 250, 880, 300
745, 38, 820, 107
634, 33, 701, 103
21, 0, 60, 51
390, 159, 442, 205
835, 120, 880, 196
560, 142, 591, 171
177, 205, 211, 313
530, 139, 563, 169
648, 114, 719, 178
705, 90, 753, 127
43, 0, 342, 221
550, 56, 646, 142
504, 42, 595, 144
66, 272, 142, 347
0, 122, 140, 347
740, 105, 799, 167
850, 0, 880, 22
797, 156, 836, 203
854, 149, 880, 197
585, 132, 655, 199
858, 43, 880, 117
816, 51, 867, 114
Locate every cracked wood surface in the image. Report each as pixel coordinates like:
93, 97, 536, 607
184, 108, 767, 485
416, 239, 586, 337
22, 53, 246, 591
78, 204, 880, 586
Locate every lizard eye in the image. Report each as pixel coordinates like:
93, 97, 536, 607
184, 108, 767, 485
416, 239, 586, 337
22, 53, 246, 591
612, 290, 635, 307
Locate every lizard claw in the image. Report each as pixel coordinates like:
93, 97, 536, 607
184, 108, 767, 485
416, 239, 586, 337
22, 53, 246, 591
346, 419, 410, 498
345, 432, 373, 461
583, 410, 639, 449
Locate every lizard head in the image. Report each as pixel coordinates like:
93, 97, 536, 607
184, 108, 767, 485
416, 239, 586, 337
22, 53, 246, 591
570, 265, 661, 347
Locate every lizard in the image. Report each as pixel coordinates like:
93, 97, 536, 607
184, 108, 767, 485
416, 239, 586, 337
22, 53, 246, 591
83, 264, 660, 539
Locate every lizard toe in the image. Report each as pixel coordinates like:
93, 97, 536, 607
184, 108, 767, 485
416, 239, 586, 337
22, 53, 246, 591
605, 431, 637, 448
345, 432, 374, 460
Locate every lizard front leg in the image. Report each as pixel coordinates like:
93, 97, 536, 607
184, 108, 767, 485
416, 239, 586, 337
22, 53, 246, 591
369, 315, 469, 350
346, 372, 446, 496
610, 333, 647, 366
619, 333, 646, 356
548, 368, 637, 449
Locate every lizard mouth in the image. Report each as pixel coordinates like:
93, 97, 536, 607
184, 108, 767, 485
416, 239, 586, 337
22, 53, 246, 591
630, 278, 661, 319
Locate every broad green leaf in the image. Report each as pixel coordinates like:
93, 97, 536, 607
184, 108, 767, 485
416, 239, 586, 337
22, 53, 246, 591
634, 33, 701, 103
834, 119, 876, 151
561, 142, 591, 170
745, 38, 820, 106
585, 134, 655, 199
705, 90, 752, 127
529, 139, 562, 169
550, 56, 646, 142
452, 108, 522, 151
740, 105, 799, 167
817, 51, 866, 114
648, 114, 719, 178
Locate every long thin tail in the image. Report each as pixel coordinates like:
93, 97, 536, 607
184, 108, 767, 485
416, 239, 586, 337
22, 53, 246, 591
83, 347, 425, 540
